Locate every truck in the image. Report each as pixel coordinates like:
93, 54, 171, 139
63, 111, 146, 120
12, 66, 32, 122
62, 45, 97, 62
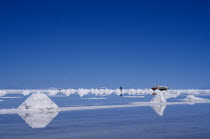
151, 86, 168, 91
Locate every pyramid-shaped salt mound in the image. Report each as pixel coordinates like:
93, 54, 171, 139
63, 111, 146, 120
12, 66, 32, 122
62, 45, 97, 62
18, 93, 59, 111
184, 95, 208, 101
151, 93, 166, 103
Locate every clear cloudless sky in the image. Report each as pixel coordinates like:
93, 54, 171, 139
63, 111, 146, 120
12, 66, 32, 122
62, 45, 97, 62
0, 0, 210, 89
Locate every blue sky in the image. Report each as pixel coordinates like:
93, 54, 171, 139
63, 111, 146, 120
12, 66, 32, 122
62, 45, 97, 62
0, 0, 209, 89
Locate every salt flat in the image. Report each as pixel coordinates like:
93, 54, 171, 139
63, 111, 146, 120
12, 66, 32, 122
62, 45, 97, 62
0, 90, 210, 139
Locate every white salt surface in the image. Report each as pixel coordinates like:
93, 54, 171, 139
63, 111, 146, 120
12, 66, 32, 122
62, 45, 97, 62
0, 97, 22, 98
80, 97, 107, 99
123, 96, 145, 98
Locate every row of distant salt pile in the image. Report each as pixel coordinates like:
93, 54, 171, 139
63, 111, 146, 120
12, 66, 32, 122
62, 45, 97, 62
0, 89, 210, 97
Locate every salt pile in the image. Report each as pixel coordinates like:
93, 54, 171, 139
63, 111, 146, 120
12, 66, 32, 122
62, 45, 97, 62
151, 93, 166, 103
18, 93, 59, 111
0, 91, 6, 97
17, 93, 59, 128
184, 95, 208, 101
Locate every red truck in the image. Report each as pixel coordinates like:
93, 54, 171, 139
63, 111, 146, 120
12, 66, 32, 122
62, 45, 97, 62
151, 86, 168, 91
